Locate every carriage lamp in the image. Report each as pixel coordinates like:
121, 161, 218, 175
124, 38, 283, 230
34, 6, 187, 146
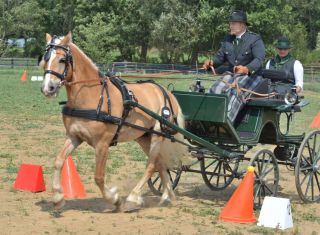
284, 91, 298, 105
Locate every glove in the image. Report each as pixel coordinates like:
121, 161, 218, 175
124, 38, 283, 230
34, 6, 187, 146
234, 65, 249, 75
202, 60, 214, 70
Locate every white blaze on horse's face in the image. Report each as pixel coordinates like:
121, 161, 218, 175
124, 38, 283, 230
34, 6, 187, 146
41, 37, 66, 97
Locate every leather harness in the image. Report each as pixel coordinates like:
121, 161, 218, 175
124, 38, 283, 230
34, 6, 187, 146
62, 76, 178, 146
43, 40, 179, 146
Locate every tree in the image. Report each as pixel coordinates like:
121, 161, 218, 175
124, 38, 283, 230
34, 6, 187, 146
73, 13, 117, 64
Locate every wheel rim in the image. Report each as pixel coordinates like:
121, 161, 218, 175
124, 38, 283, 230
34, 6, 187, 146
295, 130, 320, 202
200, 157, 239, 190
147, 169, 181, 196
249, 149, 279, 208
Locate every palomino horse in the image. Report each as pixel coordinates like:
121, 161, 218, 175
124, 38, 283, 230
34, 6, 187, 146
40, 32, 189, 211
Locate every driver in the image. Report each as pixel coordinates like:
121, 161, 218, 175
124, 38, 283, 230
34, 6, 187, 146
202, 10, 265, 75
265, 36, 304, 93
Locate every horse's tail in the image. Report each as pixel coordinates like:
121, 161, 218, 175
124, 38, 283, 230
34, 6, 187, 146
159, 106, 192, 170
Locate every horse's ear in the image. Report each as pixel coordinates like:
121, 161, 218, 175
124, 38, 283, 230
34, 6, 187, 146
46, 33, 52, 43
63, 32, 72, 44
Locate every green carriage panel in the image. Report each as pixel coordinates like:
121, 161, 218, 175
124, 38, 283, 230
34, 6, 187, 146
173, 91, 228, 123
234, 108, 261, 133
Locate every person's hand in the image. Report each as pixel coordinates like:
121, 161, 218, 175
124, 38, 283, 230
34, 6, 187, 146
296, 86, 302, 93
234, 65, 249, 75
202, 60, 214, 70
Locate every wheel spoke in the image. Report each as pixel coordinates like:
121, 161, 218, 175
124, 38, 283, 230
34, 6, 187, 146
224, 161, 235, 173
311, 172, 314, 201
307, 141, 314, 164
261, 156, 272, 175
254, 184, 261, 200
205, 159, 218, 170
152, 175, 160, 185
301, 153, 312, 166
168, 171, 174, 183
314, 173, 320, 193
263, 165, 275, 176
304, 172, 313, 197
263, 184, 274, 194
300, 171, 309, 186
157, 182, 163, 192
216, 162, 222, 186
223, 163, 227, 184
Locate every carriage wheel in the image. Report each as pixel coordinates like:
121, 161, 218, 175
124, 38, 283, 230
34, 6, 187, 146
147, 169, 182, 196
295, 130, 320, 203
200, 156, 240, 190
249, 149, 279, 208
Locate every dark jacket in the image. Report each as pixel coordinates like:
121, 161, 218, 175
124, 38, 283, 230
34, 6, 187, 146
212, 31, 265, 75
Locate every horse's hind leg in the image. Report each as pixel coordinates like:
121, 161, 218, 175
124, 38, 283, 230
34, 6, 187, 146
94, 143, 120, 210
123, 136, 161, 212
158, 167, 176, 206
52, 138, 80, 209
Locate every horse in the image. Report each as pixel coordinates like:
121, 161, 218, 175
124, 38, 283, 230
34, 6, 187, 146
40, 32, 189, 212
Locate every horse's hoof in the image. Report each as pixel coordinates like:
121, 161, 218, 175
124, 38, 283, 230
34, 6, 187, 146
112, 198, 123, 213
159, 198, 172, 207
122, 201, 142, 213
54, 199, 65, 210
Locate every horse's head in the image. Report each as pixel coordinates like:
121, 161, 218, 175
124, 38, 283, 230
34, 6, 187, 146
40, 32, 73, 97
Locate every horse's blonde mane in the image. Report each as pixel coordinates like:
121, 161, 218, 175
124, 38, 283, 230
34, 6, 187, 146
69, 42, 99, 72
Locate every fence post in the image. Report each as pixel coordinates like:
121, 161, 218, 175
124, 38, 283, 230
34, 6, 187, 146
11, 58, 14, 69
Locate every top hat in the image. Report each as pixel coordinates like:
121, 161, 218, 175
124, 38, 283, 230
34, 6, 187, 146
229, 10, 250, 26
275, 36, 292, 49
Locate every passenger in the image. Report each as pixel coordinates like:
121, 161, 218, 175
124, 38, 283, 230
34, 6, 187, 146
202, 10, 265, 75
266, 36, 303, 93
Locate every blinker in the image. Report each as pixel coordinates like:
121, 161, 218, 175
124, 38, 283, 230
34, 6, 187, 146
44, 48, 52, 62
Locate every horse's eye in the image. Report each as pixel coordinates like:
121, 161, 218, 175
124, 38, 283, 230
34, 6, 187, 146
59, 58, 66, 63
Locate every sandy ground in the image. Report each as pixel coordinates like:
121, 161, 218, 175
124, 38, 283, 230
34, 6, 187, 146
0, 113, 320, 235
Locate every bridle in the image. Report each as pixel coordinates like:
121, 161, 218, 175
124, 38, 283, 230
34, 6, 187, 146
43, 37, 73, 84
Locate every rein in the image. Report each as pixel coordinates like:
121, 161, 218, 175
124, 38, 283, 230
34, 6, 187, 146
222, 80, 278, 102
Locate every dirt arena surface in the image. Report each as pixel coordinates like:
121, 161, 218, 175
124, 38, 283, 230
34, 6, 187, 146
0, 110, 319, 235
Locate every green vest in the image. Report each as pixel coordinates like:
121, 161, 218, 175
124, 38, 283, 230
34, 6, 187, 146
269, 54, 295, 83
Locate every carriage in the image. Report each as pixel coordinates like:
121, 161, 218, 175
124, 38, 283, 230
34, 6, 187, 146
146, 70, 320, 206
41, 33, 319, 211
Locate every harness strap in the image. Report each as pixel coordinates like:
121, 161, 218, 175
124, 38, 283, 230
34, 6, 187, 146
62, 106, 122, 125
109, 77, 133, 146
62, 106, 188, 145
133, 80, 178, 134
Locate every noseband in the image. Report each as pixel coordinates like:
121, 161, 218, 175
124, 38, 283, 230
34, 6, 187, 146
43, 38, 73, 82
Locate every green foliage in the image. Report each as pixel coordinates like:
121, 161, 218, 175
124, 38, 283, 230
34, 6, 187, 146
1, 0, 320, 64
73, 13, 117, 64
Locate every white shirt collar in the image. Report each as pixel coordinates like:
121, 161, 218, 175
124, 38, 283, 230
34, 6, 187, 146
236, 30, 246, 39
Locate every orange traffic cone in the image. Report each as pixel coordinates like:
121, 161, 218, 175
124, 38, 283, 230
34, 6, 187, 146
20, 70, 27, 81
61, 155, 86, 198
219, 166, 256, 223
14, 164, 46, 192
309, 112, 320, 128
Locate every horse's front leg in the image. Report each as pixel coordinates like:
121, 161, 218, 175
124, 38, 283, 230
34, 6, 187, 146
94, 143, 121, 210
52, 138, 80, 209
